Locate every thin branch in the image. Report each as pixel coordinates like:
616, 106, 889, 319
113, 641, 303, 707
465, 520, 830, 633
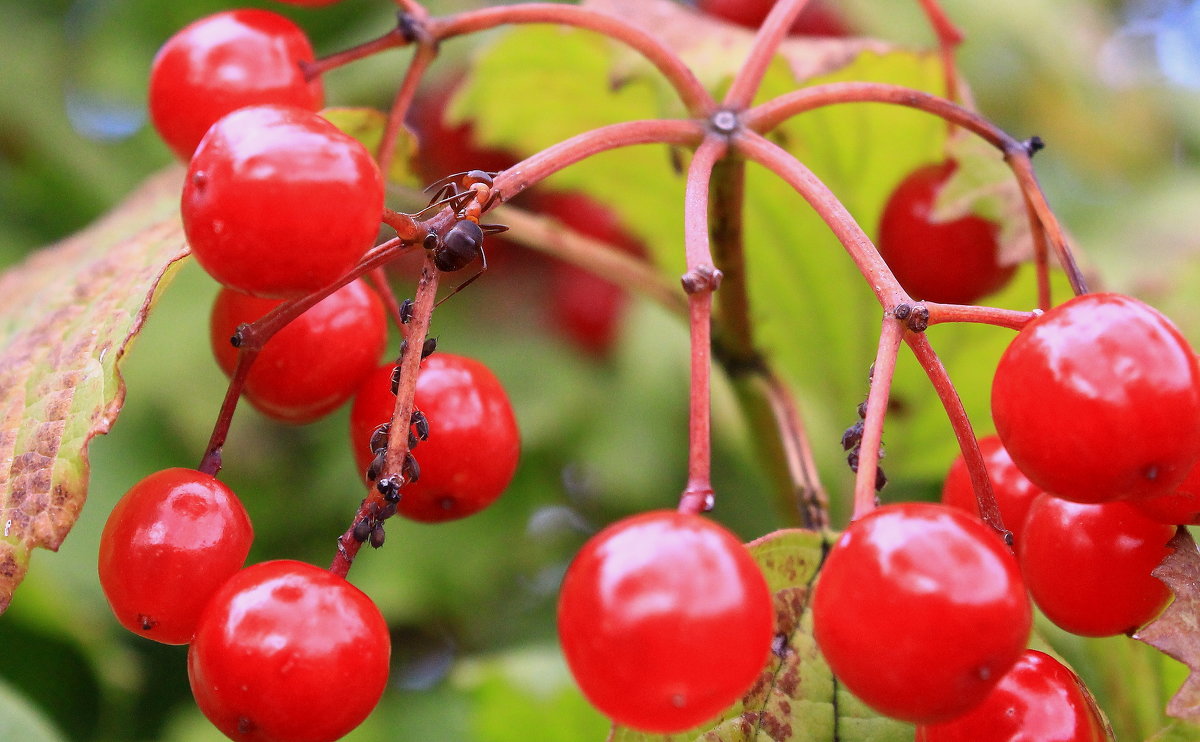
491, 119, 705, 203
852, 316, 903, 520
677, 136, 727, 516
905, 332, 1010, 544
732, 129, 910, 309
377, 38, 438, 178
722, 0, 812, 110
431, 3, 715, 117
923, 302, 1040, 330
761, 370, 828, 529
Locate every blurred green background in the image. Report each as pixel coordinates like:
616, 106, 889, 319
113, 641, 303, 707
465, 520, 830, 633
3, 0, 1200, 740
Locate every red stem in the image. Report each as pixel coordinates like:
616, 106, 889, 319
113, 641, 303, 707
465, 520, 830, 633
761, 370, 828, 529
431, 3, 715, 117
377, 40, 437, 179
722, 0, 812, 110
732, 129, 910, 309
744, 82, 1087, 297
678, 137, 727, 515
330, 253, 441, 578
304, 26, 411, 80
905, 332, 1010, 544
852, 317, 903, 520
914, 0, 965, 102
198, 237, 420, 475
491, 119, 705, 203
923, 302, 1039, 330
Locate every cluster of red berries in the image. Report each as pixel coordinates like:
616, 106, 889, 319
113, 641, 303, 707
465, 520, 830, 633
98, 6, 526, 741
811, 288, 1200, 736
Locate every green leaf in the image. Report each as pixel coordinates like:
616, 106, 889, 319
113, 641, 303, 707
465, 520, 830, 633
0, 675, 68, 742
321, 106, 423, 187
0, 167, 188, 612
453, 646, 610, 742
610, 529, 912, 742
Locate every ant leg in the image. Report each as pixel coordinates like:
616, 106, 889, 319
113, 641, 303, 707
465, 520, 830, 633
434, 247, 488, 307
479, 223, 508, 236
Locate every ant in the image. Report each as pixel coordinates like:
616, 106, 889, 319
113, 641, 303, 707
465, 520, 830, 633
420, 170, 509, 303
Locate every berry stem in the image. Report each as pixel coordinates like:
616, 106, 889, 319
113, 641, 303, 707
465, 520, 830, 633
677, 137, 727, 516
722, 0, 813, 110
302, 23, 412, 80
1005, 150, 1088, 296
377, 36, 438, 179
1022, 191, 1054, 311
759, 370, 829, 529
904, 332, 1010, 543
330, 253, 441, 578
852, 316, 903, 520
491, 119, 705, 203
198, 236, 422, 475
733, 129, 910, 308
914, 0, 965, 103
431, 3, 715, 117
923, 302, 1040, 330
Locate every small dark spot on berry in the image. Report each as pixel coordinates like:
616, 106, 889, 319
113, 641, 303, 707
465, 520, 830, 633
237, 717, 256, 735
191, 171, 208, 189
139, 614, 157, 631
439, 496, 455, 511
1144, 464, 1159, 481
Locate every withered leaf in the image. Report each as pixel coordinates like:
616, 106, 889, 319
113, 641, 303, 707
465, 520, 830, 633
0, 167, 188, 612
1134, 528, 1200, 721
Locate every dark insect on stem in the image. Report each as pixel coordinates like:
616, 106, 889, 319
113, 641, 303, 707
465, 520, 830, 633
370, 523, 386, 549
377, 476, 402, 502
421, 336, 438, 358
366, 450, 386, 483
411, 409, 429, 440
841, 420, 864, 451
391, 364, 402, 395
370, 423, 391, 454
403, 452, 421, 483
398, 299, 414, 324
353, 518, 372, 543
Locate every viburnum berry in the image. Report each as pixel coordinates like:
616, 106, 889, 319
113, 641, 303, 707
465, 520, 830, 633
98, 468, 253, 645
991, 292, 1200, 504
188, 560, 390, 742
1018, 494, 1174, 637
1131, 458, 1200, 525
182, 104, 385, 299
557, 510, 774, 732
940, 435, 1042, 548
349, 353, 520, 522
695, 0, 853, 37
210, 279, 387, 424
148, 9, 323, 160
916, 649, 1113, 742
876, 161, 1015, 305
812, 502, 1031, 723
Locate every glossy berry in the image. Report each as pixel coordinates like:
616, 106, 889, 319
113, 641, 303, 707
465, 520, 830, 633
940, 435, 1042, 548
188, 560, 390, 742
916, 650, 1112, 742
877, 161, 1014, 304
210, 279, 387, 424
991, 292, 1200, 504
98, 468, 252, 645
148, 10, 323, 160
695, 0, 853, 37
183, 104, 385, 299
812, 502, 1031, 723
539, 192, 647, 357
557, 510, 774, 732
349, 354, 520, 522
1019, 494, 1173, 637
1132, 459, 1200, 525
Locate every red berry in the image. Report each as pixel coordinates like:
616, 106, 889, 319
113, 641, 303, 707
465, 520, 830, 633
1018, 494, 1174, 637
940, 435, 1042, 548
876, 161, 1014, 304
182, 104, 385, 299
349, 354, 520, 522
557, 510, 774, 732
273, 0, 343, 5
188, 560, 390, 742
98, 468, 253, 645
1131, 459, 1200, 525
916, 649, 1112, 742
148, 10, 323, 160
210, 279, 387, 424
812, 502, 1031, 723
539, 192, 646, 357
991, 293, 1200, 504
695, 0, 853, 37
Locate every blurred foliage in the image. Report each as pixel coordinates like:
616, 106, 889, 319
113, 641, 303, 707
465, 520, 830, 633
3, 0, 1200, 740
